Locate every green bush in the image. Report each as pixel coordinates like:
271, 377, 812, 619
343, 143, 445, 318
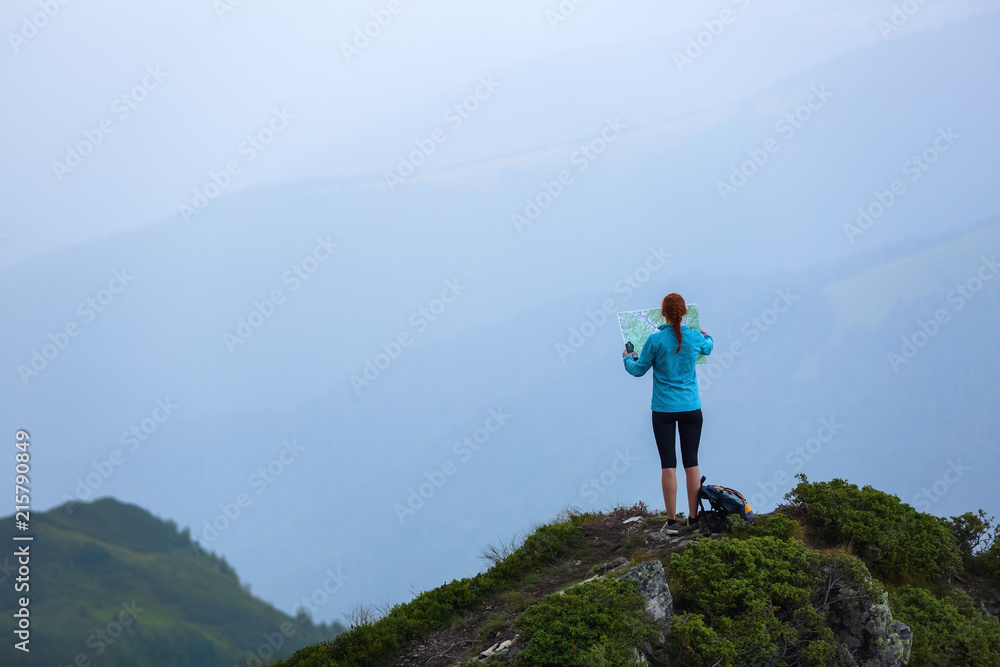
666, 536, 880, 666
784, 476, 962, 585
890, 585, 1000, 666
978, 542, 1000, 585
950, 510, 1000, 584
666, 613, 736, 666
512, 578, 658, 667
726, 511, 798, 541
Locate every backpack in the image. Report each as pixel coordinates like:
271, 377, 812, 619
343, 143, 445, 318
696, 476, 754, 533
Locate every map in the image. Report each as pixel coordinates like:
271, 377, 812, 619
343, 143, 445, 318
617, 305, 706, 364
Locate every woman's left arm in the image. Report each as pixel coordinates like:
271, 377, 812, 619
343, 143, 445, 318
623, 339, 654, 377
697, 331, 714, 356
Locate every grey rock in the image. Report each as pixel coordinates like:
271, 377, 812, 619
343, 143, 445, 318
617, 561, 673, 628
644, 532, 673, 549
505, 642, 524, 662
889, 621, 913, 665
617, 561, 674, 667
855, 596, 912, 667
477, 637, 515, 659
475, 634, 520, 663
819, 564, 913, 667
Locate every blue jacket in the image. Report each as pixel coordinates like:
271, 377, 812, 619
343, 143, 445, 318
624, 324, 713, 412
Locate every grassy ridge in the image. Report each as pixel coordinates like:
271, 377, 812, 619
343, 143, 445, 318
275, 511, 593, 667
277, 478, 1000, 667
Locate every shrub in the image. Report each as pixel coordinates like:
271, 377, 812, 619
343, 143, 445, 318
667, 536, 844, 666
666, 613, 736, 666
784, 476, 962, 585
949, 510, 995, 556
978, 542, 1000, 585
890, 585, 1000, 666
950, 510, 1000, 584
665, 536, 894, 666
512, 578, 658, 667
726, 512, 799, 541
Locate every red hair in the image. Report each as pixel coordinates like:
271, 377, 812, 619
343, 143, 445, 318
661, 293, 687, 354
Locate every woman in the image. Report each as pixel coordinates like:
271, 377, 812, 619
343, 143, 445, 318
622, 293, 713, 535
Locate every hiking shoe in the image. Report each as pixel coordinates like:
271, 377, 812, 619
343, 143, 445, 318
687, 515, 701, 533
661, 520, 679, 535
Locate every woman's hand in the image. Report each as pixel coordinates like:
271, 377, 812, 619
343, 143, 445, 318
623, 349, 638, 359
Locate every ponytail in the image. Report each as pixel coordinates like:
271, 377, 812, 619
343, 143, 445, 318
660, 293, 688, 354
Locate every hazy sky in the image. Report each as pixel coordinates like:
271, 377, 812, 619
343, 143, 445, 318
3, 0, 994, 262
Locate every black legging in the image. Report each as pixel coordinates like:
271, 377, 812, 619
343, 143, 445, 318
651, 409, 703, 469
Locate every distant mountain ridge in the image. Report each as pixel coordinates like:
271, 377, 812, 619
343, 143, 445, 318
0, 497, 345, 667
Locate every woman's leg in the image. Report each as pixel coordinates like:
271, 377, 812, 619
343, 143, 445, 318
684, 466, 701, 518
661, 468, 677, 518
677, 409, 704, 518
651, 412, 679, 518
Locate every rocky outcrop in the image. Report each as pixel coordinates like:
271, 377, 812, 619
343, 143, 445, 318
846, 591, 912, 667
616, 561, 674, 666
820, 564, 913, 667
617, 561, 673, 628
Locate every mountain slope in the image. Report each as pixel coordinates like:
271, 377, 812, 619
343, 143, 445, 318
0, 498, 345, 667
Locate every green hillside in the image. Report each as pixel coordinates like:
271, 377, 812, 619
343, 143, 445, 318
275, 476, 1000, 667
0, 498, 345, 667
